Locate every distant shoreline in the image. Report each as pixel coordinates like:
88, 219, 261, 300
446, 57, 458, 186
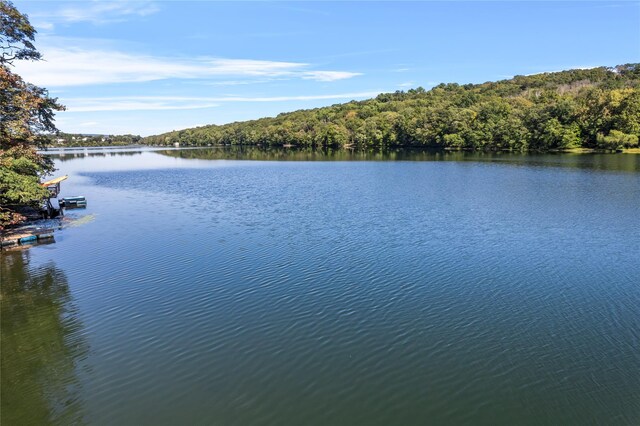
41, 144, 640, 154
39, 144, 146, 152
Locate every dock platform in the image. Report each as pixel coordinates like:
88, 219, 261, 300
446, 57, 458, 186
0, 227, 55, 248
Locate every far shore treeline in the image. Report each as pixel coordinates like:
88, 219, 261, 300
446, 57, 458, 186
142, 65, 640, 151
46, 132, 142, 147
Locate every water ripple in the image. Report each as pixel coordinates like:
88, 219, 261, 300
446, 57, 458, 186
5, 153, 639, 425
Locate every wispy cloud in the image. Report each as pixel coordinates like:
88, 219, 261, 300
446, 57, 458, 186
301, 71, 362, 82
32, 1, 160, 27
203, 79, 284, 86
66, 100, 220, 113
33, 20, 55, 31
76, 121, 100, 127
62, 93, 380, 112
15, 46, 361, 87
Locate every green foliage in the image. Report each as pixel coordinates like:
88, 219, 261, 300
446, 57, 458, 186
596, 130, 639, 150
142, 65, 640, 152
0, 146, 52, 225
0, 0, 40, 63
0, 0, 63, 228
0, 64, 63, 146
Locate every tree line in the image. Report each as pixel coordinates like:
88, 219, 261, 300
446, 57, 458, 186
143, 65, 640, 151
45, 132, 142, 147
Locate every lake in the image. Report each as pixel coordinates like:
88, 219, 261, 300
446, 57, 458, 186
2, 147, 639, 425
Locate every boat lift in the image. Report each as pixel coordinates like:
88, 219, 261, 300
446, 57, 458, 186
40, 175, 67, 217
40, 175, 88, 217
42, 175, 68, 198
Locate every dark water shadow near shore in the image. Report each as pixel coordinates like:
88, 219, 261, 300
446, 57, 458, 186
1, 251, 89, 425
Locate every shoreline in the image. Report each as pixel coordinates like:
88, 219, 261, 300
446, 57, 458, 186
43, 144, 640, 154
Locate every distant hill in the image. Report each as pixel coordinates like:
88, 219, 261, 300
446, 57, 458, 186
142, 64, 640, 151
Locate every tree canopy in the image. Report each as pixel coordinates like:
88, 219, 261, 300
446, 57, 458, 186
0, 0, 64, 228
143, 64, 640, 152
0, 0, 40, 64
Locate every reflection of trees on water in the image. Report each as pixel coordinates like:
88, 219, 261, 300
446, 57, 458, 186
1, 251, 88, 425
157, 145, 446, 162
46, 150, 144, 162
157, 146, 640, 172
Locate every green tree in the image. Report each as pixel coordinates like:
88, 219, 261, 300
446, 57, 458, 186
0, 0, 64, 228
0, 0, 40, 63
597, 130, 639, 150
140, 64, 640, 152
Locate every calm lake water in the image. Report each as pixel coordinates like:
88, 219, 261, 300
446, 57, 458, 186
2, 148, 639, 425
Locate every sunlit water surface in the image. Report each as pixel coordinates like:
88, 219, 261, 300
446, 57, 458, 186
2, 148, 639, 425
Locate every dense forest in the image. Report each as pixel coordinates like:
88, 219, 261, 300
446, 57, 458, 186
142, 65, 640, 151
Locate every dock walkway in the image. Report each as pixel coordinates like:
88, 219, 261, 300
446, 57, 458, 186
0, 227, 55, 248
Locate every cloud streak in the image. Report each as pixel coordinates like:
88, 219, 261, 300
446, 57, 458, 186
32, 1, 160, 26
15, 46, 361, 87
62, 93, 380, 112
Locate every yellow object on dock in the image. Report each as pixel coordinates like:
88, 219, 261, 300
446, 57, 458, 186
41, 175, 68, 187
41, 175, 68, 199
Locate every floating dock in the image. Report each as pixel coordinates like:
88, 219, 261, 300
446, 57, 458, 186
0, 228, 55, 248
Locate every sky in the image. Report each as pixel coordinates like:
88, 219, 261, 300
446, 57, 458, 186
12, 0, 640, 136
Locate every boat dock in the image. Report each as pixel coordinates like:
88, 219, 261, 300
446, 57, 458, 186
0, 227, 55, 249
0, 175, 85, 250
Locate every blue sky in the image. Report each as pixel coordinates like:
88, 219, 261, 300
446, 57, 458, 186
13, 1, 640, 136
